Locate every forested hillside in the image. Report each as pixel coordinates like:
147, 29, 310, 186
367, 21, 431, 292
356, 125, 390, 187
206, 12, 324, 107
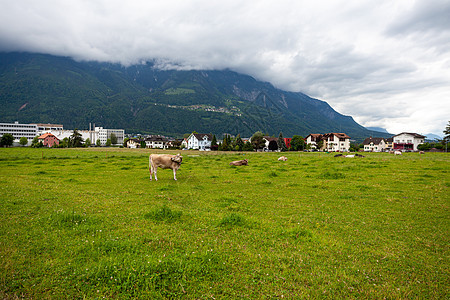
0, 52, 390, 141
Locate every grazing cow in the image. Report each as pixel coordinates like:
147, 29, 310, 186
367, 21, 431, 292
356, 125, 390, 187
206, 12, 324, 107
278, 156, 288, 161
149, 153, 183, 181
229, 159, 248, 166
394, 151, 402, 155
419, 151, 425, 154
334, 154, 343, 157
345, 154, 355, 158
355, 153, 365, 157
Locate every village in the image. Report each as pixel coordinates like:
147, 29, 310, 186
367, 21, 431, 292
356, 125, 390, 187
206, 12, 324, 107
0, 121, 432, 152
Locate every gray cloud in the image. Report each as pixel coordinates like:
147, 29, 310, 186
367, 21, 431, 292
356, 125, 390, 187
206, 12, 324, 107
0, 0, 449, 135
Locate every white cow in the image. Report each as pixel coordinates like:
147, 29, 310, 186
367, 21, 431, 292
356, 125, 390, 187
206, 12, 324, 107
394, 151, 402, 155
149, 153, 183, 181
278, 156, 288, 161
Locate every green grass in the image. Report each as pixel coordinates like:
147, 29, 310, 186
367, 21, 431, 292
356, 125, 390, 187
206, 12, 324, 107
0, 148, 448, 299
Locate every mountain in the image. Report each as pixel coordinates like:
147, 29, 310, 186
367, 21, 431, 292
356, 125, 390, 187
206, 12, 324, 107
0, 52, 389, 141
366, 127, 390, 134
423, 133, 442, 141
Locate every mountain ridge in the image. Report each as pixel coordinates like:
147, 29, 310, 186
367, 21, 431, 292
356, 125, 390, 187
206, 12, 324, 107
0, 52, 391, 141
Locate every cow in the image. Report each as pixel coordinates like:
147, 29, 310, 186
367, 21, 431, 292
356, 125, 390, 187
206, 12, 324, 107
278, 156, 288, 161
345, 154, 355, 158
419, 151, 425, 154
355, 153, 365, 157
394, 151, 402, 155
149, 153, 183, 181
229, 159, 248, 166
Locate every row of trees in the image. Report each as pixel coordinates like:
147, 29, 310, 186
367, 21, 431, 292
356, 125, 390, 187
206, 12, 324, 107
208, 131, 308, 152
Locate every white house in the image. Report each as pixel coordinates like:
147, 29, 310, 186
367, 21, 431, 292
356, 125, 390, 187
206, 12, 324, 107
323, 133, 351, 152
145, 135, 168, 149
126, 138, 142, 148
393, 132, 425, 151
187, 133, 213, 150
362, 137, 387, 152
181, 138, 188, 149
305, 134, 323, 150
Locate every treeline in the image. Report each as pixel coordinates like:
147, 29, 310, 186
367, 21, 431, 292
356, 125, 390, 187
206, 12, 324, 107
210, 131, 308, 152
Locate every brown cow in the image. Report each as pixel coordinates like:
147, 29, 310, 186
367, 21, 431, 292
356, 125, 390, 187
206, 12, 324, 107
229, 159, 248, 166
149, 153, 183, 181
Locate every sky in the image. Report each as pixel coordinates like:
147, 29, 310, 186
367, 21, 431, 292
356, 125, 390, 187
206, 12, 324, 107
1, 0, 449, 136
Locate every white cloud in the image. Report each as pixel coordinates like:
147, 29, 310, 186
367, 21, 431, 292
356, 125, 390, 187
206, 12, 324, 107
0, 0, 449, 135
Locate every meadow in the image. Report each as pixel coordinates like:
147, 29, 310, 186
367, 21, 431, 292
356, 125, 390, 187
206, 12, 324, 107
0, 148, 448, 299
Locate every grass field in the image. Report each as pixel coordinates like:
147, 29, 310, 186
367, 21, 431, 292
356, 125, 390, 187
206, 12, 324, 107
0, 148, 448, 299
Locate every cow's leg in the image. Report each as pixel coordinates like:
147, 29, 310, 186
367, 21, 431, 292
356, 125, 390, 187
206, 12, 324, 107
154, 167, 158, 181
173, 169, 177, 181
149, 156, 153, 181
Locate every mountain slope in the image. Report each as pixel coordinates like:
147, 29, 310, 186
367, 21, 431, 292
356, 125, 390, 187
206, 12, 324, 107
0, 52, 389, 141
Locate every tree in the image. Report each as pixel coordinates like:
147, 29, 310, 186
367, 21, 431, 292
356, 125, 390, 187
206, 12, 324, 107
242, 141, 254, 151
106, 138, 112, 147
69, 129, 84, 147
19, 137, 28, 147
251, 131, 265, 150
234, 134, 244, 151
211, 134, 218, 150
222, 134, 230, 151
444, 121, 450, 143
417, 143, 432, 151
31, 136, 42, 148
316, 140, 324, 151
85, 138, 91, 147
123, 137, 129, 147
96, 139, 101, 147
110, 133, 117, 145
290, 135, 305, 151
349, 143, 360, 152
59, 137, 69, 148
140, 140, 146, 148
1, 133, 14, 147
277, 132, 288, 151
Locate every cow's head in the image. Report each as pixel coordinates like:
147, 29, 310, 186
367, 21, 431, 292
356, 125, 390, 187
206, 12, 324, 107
171, 154, 183, 164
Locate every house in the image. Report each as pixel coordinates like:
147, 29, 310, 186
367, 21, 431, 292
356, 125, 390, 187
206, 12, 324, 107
181, 138, 188, 149
393, 132, 425, 151
284, 138, 292, 149
126, 138, 143, 148
187, 133, 213, 150
38, 133, 59, 147
145, 135, 169, 149
323, 133, 351, 152
362, 137, 387, 152
385, 137, 394, 151
305, 134, 323, 150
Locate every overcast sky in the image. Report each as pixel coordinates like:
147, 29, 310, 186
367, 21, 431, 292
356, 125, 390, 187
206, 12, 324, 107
1, 0, 449, 136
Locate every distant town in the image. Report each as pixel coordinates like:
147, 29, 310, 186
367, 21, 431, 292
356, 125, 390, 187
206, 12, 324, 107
0, 121, 447, 152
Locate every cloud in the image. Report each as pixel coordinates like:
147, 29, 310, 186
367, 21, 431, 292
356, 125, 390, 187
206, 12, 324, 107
0, 0, 449, 135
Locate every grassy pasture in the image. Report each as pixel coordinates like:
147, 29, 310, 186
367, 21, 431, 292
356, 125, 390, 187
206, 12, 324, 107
0, 148, 448, 299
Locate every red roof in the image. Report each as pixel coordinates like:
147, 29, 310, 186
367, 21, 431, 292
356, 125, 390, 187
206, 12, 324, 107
38, 133, 58, 139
